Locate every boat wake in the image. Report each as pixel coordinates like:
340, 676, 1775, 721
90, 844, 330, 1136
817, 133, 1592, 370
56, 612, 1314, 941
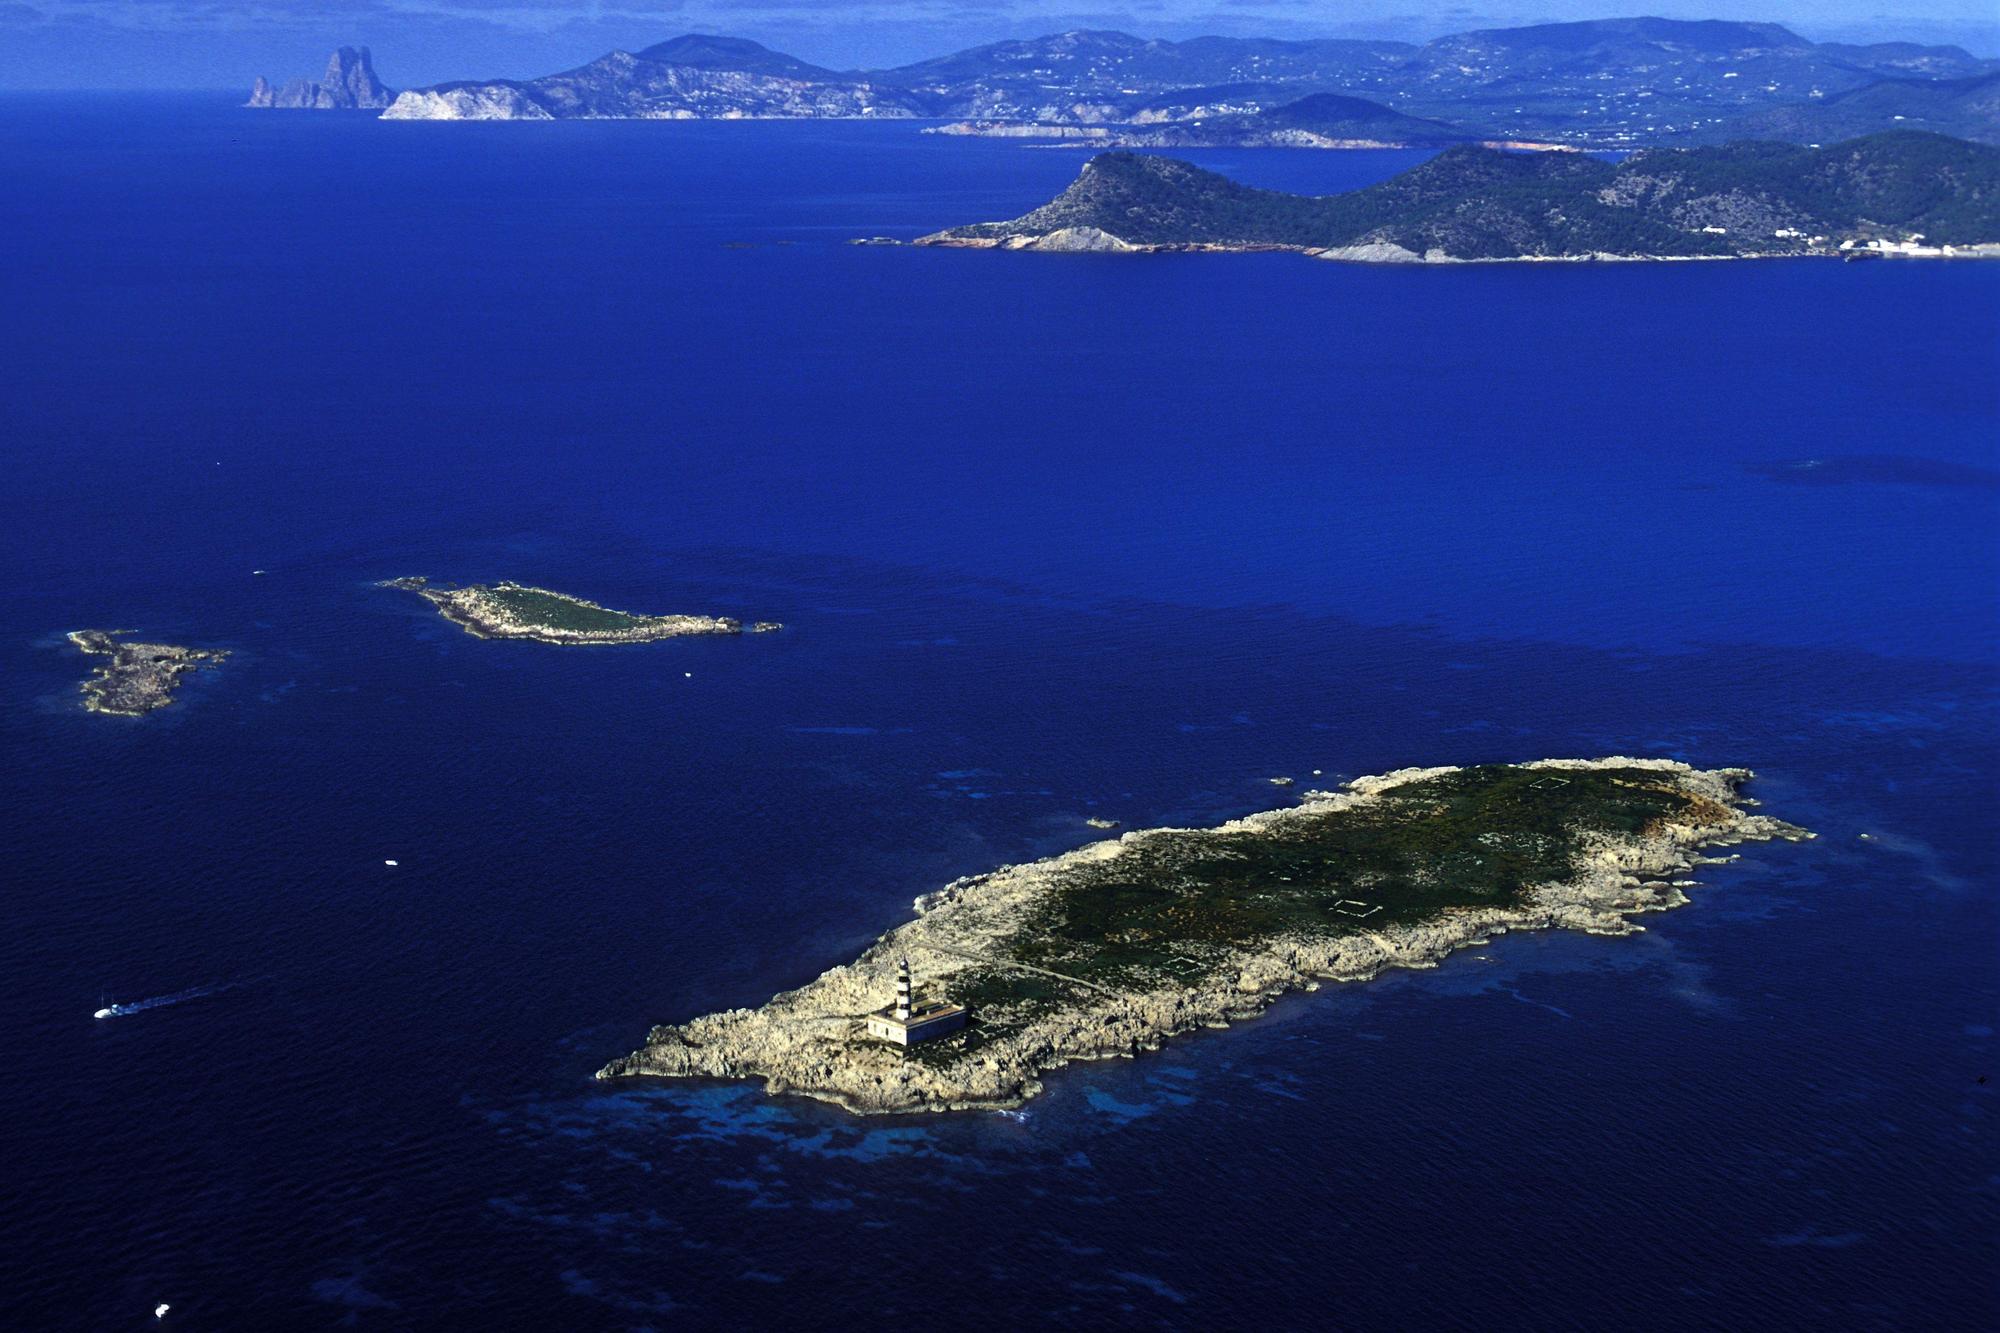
94, 980, 247, 1020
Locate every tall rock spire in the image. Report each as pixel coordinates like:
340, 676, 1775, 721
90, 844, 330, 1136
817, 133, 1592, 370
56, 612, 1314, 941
246, 47, 396, 110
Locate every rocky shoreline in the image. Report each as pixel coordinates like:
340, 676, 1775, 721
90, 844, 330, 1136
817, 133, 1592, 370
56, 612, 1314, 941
918, 230, 2000, 263
67, 630, 229, 715
598, 758, 1812, 1115
380, 577, 780, 645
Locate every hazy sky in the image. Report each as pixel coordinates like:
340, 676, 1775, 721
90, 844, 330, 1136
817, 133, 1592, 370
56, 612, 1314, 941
1, 2, 1994, 89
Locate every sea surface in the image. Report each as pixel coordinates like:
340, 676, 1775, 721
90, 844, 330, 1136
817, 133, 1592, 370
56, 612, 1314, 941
1, 98, 1995, 1329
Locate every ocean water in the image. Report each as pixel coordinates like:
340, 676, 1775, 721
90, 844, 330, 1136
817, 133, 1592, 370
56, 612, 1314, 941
1, 98, 1995, 1328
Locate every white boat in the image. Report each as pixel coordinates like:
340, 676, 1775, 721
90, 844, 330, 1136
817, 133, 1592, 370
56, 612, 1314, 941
94, 993, 116, 1020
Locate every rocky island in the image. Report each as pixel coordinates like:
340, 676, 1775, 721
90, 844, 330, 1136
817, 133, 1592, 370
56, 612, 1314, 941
381, 577, 778, 644
248, 47, 395, 110
67, 630, 229, 716
918, 131, 2000, 261
599, 758, 1812, 1113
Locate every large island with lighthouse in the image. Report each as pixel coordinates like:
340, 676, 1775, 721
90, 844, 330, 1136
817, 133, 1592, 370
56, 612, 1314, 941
599, 757, 1811, 1114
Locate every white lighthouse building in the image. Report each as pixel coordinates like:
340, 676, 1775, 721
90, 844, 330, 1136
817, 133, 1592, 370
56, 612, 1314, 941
864, 958, 967, 1046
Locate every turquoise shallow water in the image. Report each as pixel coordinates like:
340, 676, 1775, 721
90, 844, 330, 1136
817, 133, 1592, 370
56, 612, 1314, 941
0, 98, 1995, 1328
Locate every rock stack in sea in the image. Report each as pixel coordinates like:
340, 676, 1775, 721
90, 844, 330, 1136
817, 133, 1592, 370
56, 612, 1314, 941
247, 47, 395, 110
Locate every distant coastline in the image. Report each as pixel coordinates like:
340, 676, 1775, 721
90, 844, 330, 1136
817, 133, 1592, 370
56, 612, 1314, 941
257, 21, 1997, 150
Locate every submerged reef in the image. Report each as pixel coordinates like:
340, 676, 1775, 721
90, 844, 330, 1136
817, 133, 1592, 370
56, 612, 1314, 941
599, 759, 1811, 1114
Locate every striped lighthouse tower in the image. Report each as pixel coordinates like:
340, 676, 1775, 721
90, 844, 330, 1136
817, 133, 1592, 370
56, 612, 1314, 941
894, 958, 913, 1021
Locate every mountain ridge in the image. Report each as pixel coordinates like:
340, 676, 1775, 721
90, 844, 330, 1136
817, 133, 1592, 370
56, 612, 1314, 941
917, 131, 2000, 261
367, 19, 1997, 142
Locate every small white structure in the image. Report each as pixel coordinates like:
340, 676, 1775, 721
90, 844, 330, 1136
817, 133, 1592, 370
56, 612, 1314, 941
864, 958, 967, 1046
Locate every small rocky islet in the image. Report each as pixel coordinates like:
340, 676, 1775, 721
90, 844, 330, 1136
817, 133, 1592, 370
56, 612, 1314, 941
598, 758, 1812, 1115
66, 630, 229, 716
380, 577, 781, 644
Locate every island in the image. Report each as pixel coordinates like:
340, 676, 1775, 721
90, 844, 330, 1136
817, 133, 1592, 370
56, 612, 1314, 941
598, 758, 1812, 1114
380, 577, 779, 645
67, 630, 229, 716
916, 131, 2000, 262
248, 47, 395, 110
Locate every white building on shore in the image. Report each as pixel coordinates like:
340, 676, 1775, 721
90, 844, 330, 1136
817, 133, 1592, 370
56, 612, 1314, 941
864, 958, 967, 1046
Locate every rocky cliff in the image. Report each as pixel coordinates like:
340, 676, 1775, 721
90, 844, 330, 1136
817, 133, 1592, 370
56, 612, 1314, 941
247, 47, 394, 110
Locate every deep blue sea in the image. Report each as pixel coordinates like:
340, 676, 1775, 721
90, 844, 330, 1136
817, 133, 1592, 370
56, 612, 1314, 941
1, 97, 1995, 1328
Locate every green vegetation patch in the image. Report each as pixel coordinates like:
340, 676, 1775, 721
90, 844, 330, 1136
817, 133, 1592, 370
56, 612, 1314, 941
481, 585, 652, 632
942, 767, 1708, 1042
900, 966, 1065, 1068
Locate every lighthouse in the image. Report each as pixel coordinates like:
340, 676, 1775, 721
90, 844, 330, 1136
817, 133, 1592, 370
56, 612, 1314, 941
864, 956, 967, 1047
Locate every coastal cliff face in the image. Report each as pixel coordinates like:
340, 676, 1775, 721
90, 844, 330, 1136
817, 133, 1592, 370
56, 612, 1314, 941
921, 132, 2000, 261
598, 759, 1812, 1115
382, 50, 918, 122
247, 47, 395, 110
381, 85, 552, 122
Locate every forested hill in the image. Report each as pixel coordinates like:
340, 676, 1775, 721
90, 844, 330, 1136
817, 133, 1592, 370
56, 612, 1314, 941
921, 132, 2000, 260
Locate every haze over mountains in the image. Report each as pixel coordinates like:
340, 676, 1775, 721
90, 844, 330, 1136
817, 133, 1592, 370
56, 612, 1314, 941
927, 94, 1491, 151
242, 19, 2000, 147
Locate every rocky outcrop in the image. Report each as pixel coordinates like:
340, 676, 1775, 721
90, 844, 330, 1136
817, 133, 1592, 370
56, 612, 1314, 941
379, 84, 551, 122
599, 759, 1812, 1114
380, 577, 759, 645
1317, 241, 1425, 263
67, 630, 229, 715
247, 47, 395, 110
1010, 226, 1140, 253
